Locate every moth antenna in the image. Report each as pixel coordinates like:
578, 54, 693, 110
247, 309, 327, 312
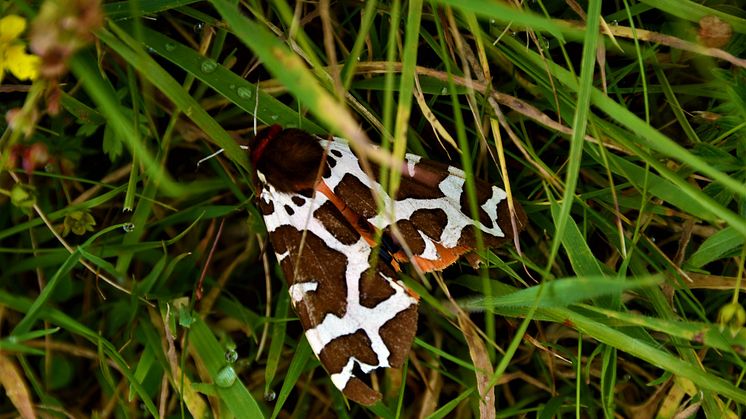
197, 148, 224, 166
197, 145, 250, 167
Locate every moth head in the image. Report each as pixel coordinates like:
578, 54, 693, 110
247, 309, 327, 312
247, 125, 328, 194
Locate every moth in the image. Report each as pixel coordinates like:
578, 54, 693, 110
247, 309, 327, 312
248, 125, 525, 405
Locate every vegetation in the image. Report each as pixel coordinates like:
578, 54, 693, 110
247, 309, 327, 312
1, 0, 745, 417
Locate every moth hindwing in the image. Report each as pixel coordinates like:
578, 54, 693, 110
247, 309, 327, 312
248, 126, 524, 405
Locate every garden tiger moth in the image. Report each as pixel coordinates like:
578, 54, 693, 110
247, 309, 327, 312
248, 126, 525, 405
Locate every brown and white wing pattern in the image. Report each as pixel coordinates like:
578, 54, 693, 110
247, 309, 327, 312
320, 137, 525, 272
248, 126, 524, 405
256, 181, 418, 405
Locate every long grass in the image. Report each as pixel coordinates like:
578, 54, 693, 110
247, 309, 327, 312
1, 0, 745, 417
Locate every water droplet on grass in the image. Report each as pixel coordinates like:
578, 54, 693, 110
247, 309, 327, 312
237, 87, 253, 99
201, 59, 217, 74
216, 366, 237, 388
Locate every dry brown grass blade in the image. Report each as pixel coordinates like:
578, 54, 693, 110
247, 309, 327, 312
0, 353, 35, 419
414, 340, 444, 418
413, 74, 459, 155
151, 303, 208, 418
657, 377, 697, 418
417, 366, 443, 418
673, 273, 746, 291
456, 311, 496, 419
563, 20, 746, 68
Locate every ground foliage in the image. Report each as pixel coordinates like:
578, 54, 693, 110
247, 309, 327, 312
1, 0, 745, 417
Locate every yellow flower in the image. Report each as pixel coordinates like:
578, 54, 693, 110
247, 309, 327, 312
0, 14, 40, 83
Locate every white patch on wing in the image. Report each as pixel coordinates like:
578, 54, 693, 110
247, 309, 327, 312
438, 174, 464, 199
330, 356, 381, 392
406, 154, 420, 177
481, 186, 507, 229
289, 282, 318, 303
330, 359, 355, 391
418, 230, 439, 260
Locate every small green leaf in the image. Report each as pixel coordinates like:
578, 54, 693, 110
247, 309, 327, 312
10, 183, 36, 210
102, 123, 124, 160
687, 227, 745, 268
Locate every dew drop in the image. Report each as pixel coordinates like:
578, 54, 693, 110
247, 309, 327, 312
440, 87, 448, 95
236, 87, 253, 99
270, 115, 279, 120
264, 390, 276, 402
194, 22, 204, 32
201, 59, 218, 74
164, 43, 176, 52
229, 84, 236, 90
123, 223, 135, 232
216, 366, 237, 388
225, 349, 238, 364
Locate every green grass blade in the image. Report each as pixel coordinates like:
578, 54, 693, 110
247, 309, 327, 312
462, 276, 660, 310
546, 0, 602, 272
189, 317, 264, 418
271, 339, 312, 419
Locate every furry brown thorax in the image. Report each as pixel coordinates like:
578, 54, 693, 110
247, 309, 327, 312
249, 126, 327, 194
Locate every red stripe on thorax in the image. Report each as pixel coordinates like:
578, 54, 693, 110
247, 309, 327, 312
251, 124, 283, 167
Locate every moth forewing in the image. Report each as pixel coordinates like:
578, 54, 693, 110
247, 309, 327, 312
323, 138, 525, 272
252, 128, 419, 405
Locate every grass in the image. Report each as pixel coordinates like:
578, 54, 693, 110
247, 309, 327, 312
1, 0, 745, 417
